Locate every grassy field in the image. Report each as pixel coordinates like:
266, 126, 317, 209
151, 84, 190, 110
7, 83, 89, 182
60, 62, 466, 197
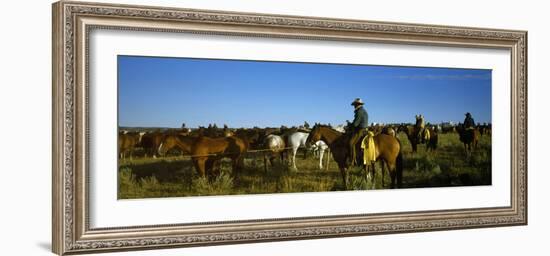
118, 132, 491, 199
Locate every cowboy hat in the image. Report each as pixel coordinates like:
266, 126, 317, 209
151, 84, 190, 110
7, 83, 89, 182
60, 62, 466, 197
351, 98, 365, 106
465, 112, 471, 116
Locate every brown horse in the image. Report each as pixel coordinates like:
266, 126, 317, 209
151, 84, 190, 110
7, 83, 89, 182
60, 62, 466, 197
140, 131, 166, 158
157, 134, 196, 156
118, 131, 143, 159
456, 125, 480, 155
382, 126, 396, 137
191, 136, 248, 178
306, 125, 403, 189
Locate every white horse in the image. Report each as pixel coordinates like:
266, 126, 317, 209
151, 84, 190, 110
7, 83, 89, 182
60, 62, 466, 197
287, 132, 329, 170
263, 134, 286, 172
311, 140, 329, 170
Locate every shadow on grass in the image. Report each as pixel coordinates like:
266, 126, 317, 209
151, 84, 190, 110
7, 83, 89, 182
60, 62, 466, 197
120, 159, 194, 186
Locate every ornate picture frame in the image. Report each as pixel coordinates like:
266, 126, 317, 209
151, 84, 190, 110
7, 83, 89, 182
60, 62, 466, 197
52, 1, 527, 255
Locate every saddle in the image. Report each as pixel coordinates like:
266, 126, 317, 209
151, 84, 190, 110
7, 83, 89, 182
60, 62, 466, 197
360, 131, 377, 165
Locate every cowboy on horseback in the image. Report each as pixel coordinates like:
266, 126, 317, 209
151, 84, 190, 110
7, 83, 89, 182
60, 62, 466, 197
464, 112, 475, 129
348, 98, 369, 166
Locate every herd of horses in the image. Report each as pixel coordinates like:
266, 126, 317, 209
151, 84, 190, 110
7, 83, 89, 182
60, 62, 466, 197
119, 117, 491, 190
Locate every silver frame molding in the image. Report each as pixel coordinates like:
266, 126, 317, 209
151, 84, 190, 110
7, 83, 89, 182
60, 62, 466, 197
52, 1, 527, 255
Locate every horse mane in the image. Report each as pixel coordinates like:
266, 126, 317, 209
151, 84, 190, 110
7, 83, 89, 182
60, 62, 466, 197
312, 123, 333, 129
316, 125, 350, 147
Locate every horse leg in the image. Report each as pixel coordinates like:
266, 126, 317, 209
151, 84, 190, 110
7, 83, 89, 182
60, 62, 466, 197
193, 157, 207, 178
380, 160, 387, 189
386, 158, 399, 188
303, 147, 307, 160
363, 163, 369, 183
231, 157, 241, 176
313, 148, 318, 159
387, 156, 399, 189
370, 163, 376, 189
325, 149, 331, 171
239, 155, 245, 169
292, 148, 298, 170
205, 159, 216, 180
264, 152, 267, 173
269, 155, 275, 168
251, 153, 256, 167
389, 169, 396, 189
339, 165, 348, 189
319, 148, 324, 170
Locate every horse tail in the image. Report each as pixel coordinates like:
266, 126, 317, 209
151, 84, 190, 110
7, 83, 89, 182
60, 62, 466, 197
396, 139, 404, 188
396, 151, 403, 188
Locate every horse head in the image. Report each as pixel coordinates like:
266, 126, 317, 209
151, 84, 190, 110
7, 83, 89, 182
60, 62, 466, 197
415, 114, 425, 127
223, 129, 234, 137
306, 125, 323, 147
397, 124, 408, 134
157, 134, 174, 156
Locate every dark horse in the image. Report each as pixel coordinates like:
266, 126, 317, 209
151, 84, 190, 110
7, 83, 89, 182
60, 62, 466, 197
306, 124, 403, 189
424, 126, 439, 151
397, 125, 420, 152
456, 125, 480, 156
140, 131, 165, 158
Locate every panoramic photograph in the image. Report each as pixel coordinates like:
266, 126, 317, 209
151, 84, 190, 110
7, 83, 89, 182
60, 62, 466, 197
117, 55, 492, 199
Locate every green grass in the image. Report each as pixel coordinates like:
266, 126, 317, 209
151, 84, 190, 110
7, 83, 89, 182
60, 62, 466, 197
118, 132, 492, 199
398, 132, 491, 188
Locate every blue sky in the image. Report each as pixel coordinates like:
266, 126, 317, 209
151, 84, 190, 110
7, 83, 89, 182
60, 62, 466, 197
118, 55, 491, 128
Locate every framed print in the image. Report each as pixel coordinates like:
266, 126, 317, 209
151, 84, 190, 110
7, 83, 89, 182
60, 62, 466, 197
52, 1, 527, 255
